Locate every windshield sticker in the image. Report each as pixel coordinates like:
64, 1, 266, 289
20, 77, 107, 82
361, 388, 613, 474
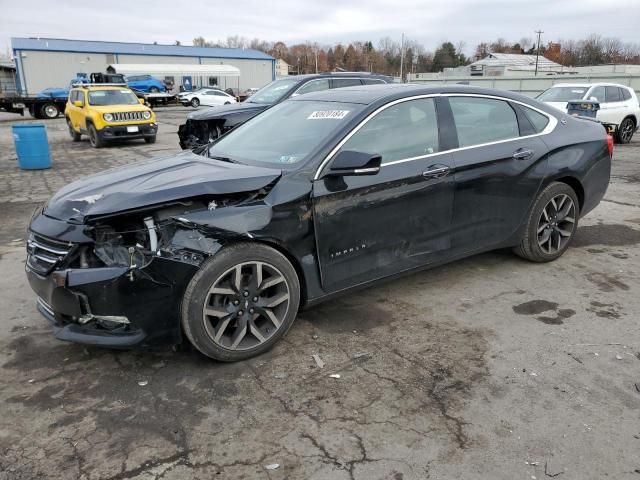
572, 89, 586, 93
307, 110, 350, 120
91, 91, 106, 97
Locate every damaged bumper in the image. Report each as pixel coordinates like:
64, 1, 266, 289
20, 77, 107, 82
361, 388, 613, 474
27, 256, 198, 348
25, 213, 206, 348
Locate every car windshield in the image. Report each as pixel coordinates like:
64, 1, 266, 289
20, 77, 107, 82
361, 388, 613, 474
88, 89, 139, 106
246, 78, 301, 105
537, 87, 588, 102
208, 100, 363, 167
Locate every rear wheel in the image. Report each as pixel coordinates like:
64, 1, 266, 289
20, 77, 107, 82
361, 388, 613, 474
181, 243, 300, 361
190, 98, 200, 108
67, 119, 81, 142
88, 124, 104, 148
41, 103, 60, 119
616, 117, 635, 144
514, 182, 579, 262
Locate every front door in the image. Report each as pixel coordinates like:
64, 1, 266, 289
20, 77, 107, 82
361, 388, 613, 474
312, 97, 455, 293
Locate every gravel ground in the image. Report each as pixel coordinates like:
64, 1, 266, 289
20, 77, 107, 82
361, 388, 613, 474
0, 107, 639, 480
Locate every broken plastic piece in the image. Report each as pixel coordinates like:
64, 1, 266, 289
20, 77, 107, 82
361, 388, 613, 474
329, 374, 341, 379
138, 380, 148, 386
312, 354, 325, 369
265, 464, 280, 470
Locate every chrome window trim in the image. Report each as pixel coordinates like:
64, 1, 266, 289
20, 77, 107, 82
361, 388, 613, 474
313, 93, 558, 180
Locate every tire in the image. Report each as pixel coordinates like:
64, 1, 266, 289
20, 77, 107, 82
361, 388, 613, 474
87, 124, 104, 148
181, 242, 301, 362
616, 117, 635, 144
144, 135, 156, 144
224, 101, 231, 105
41, 103, 60, 119
514, 182, 580, 262
67, 118, 81, 142
190, 98, 200, 108
149, 87, 160, 93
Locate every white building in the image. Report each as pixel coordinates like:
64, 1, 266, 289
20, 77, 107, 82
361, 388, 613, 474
11, 37, 275, 95
275, 58, 290, 77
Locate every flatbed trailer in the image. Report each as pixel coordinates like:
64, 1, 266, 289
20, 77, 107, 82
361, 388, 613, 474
0, 95, 67, 119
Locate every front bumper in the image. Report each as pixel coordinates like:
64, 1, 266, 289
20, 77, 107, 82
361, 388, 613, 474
99, 123, 158, 141
25, 216, 199, 348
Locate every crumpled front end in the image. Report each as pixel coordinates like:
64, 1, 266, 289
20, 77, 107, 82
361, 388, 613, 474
25, 181, 278, 349
178, 118, 218, 150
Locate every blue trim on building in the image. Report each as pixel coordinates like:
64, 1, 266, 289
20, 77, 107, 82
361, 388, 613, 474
13, 48, 25, 95
11, 37, 274, 61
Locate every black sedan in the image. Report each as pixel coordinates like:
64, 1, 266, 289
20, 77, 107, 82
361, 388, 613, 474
26, 85, 611, 361
177, 72, 392, 149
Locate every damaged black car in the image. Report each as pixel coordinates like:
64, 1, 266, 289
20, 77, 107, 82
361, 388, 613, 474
177, 72, 392, 149
26, 84, 611, 361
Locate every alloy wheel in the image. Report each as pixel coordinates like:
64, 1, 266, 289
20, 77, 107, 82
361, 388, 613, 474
537, 194, 576, 254
202, 261, 290, 351
619, 119, 634, 143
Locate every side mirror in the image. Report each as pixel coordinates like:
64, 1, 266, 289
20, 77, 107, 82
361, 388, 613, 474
139, 98, 145, 105
328, 150, 382, 176
590, 96, 598, 102
73, 100, 84, 108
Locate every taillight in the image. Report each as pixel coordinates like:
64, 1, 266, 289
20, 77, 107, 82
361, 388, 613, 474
607, 134, 614, 158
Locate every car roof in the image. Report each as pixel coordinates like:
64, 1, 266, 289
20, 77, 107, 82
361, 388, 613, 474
290, 83, 541, 105
290, 72, 392, 81
548, 82, 630, 88
71, 85, 131, 91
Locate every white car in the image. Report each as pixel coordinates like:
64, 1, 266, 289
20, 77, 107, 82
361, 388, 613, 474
179, 88, 237, 108
537, 83, 639, 143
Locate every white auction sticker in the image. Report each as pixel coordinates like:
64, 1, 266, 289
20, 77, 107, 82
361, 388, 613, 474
307, 110, 350, 120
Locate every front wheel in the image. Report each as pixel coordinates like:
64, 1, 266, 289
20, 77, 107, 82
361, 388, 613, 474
190, 98, 200, 108
181, 243, 301, 361
616, 117, 635, 144
88, 124, 104, 148
514, 182, 579, 262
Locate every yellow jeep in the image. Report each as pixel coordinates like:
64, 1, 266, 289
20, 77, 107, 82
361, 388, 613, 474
65, 85, 157, 148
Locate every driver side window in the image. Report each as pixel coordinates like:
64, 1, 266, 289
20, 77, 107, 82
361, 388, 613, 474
337, 98, 440, 165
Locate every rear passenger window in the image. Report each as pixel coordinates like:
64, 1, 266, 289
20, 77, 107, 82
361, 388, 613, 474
620, 88, 632, 101
449, 97, 519, 147
605, 86, 622, 102
332, 78, 362, 89
521, 106, 550, 133
338, 98, 439, 164
295, 79, 330, 96
362, 79, 385, 85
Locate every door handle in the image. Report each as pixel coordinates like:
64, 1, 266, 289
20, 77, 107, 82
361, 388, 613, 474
513, 149, 534, 160
422, 166, 450, 179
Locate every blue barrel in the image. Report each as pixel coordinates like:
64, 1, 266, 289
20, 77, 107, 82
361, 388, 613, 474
12, 124, 52, 170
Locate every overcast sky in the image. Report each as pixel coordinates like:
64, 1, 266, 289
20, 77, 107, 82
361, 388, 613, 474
2, 0, 639, 56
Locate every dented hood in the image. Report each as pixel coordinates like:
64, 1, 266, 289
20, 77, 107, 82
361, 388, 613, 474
186, 101, 268, 121
44, 151, 281, 223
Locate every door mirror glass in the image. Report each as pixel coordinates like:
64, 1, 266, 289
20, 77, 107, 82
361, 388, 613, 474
329, 150, 381, 176
73, 100, 83, 107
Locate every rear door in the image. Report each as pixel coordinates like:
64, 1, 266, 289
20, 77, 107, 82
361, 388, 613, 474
598, 86, 625, 125
312, 97, 455, 292
445, 95, 552, 254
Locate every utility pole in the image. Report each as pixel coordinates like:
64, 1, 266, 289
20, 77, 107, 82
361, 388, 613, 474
534, 30, 543, 76
399, 33, 405, 82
